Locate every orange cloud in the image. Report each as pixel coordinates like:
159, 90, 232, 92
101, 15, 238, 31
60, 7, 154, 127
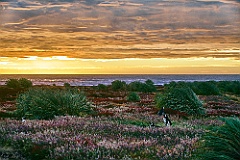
0, 0, 239, 74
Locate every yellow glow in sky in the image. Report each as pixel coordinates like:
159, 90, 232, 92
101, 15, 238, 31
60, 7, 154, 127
0, 56, 239, 74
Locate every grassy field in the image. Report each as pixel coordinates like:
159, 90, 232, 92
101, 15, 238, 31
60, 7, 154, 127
0, 81, 239, 159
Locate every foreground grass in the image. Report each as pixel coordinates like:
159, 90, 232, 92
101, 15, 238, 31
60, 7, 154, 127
0, 113, 224, 160
193, 117, 240, 160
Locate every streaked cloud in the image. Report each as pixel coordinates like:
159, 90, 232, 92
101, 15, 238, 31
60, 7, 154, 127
98, 1, 120, 7
0, 0, 239, 74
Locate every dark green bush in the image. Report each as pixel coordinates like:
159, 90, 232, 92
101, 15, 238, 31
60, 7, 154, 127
194, 117, 240, 160
97, 84, 108, 91
155, 93, 164, 107
168, 80, 240, 96
128, 81, 144, 92
6, 78, 32, 89
128, 79, 156, 93
64, 82, 71, 88
145, 79, 157, 92
165, 81, 188, 90
15, 88, 95, 120
217, 81, 240, 95
165, 81, 221, 95
127, 92, 140, 102
190, 81, 220, 95
18, 78, 33, 88
111, 80, 127, 91
6, 79, 21, 89
158, 87, 205, 115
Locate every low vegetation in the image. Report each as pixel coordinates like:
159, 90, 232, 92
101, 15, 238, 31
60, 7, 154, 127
111, 80, 127, 91
128, 79, 156, 93
190, 81, 220, 95
217, 81, 240, 95
194, 117, 240, 160
0, 78, 239, 159
0, 115, 222, 160
157, 86, 205, 115
6, 78, 32, 89
127, 92, 141, 102
15, 88, 95, 120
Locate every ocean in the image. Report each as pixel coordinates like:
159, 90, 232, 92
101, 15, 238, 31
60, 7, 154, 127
0, 74, 239, 86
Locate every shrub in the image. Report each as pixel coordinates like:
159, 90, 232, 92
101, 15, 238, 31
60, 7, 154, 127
15, 88, 95, 120
97, 84, 108, 91
111, 80, 127, 91
165, 81, 221, 95
165, 81, 188, 90
128, 81, 144, 92
18, 78, 32, 88
155, 93, 164, 107
127, 92, 140, 102
158, 87, 205, 115
144, 79, 156, 92
217, 81, 240, 95
6, 78, 32, 89
64, 82, 71, 88
128, 80, 156, 93
6, 79, 20, 89
194, 117, 240, 160
191, 81, 220, 95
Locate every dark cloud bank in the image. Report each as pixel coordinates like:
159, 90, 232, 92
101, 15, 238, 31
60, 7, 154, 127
0, 0, 239, 59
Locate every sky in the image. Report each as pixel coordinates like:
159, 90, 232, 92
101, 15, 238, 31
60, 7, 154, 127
0, 0, 239, 74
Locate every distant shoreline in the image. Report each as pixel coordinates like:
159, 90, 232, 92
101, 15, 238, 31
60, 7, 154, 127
0, 74, 239, 86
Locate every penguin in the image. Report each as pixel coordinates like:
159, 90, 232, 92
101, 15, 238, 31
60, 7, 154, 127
163, 114, 172, 126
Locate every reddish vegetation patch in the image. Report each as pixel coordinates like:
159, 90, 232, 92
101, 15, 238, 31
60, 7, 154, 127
1, 88, 240, 118
95, 103, 156, 117
0, 101, 16, 111
89, 92, 157, 116
200, 95, 240, 116
92, 94, 240, 117
164, 108, 189, 117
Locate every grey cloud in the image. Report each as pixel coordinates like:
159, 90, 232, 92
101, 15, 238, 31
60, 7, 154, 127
0, 0, 239, 60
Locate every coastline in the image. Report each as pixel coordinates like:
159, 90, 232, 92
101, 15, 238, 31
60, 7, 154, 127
0, 74, 239, 86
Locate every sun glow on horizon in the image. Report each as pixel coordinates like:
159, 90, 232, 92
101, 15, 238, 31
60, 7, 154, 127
0, 56, 239, 74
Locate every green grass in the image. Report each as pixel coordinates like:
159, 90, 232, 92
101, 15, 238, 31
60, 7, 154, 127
194, 117, 240, 160
15, 88, 95, 120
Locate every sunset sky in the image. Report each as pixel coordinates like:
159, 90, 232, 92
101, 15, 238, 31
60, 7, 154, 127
0, 0, 239, 74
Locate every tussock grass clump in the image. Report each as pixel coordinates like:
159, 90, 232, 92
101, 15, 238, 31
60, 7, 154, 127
157, 87, 205, 116
194, 117, 240, 160
15, 88, 95, 120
